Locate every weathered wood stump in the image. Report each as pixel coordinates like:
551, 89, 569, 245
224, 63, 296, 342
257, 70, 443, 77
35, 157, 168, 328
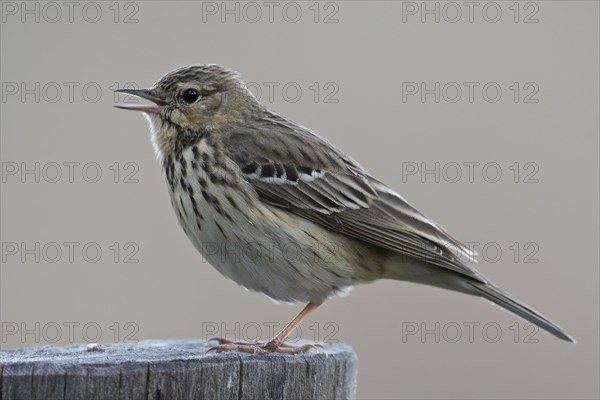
0, 339, 357, 400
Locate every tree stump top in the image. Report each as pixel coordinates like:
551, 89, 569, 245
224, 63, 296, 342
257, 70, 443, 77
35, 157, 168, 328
0, 340, 357, 400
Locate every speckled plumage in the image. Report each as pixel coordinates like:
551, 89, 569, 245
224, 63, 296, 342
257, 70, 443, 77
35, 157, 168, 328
116, 64, 573, 345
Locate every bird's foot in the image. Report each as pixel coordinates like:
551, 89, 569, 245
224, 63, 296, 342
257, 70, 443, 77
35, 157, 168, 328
207, 337, 323, 355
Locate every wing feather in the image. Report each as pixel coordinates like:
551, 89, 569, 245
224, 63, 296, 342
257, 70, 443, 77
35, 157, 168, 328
223, 112, 485, 283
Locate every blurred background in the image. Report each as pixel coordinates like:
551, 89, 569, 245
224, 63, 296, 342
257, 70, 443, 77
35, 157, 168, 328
1, 1, 598, 398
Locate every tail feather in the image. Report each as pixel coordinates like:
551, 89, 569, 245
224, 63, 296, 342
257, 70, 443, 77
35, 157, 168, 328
467, 281, 575, 343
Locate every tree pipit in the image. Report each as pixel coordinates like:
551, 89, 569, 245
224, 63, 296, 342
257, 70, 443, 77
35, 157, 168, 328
115, 64, 574, 354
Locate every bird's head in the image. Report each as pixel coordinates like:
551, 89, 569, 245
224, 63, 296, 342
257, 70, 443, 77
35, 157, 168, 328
115, 64, 256, 158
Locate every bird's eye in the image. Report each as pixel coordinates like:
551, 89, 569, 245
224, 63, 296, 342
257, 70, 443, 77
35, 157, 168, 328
182, 88, 200, 103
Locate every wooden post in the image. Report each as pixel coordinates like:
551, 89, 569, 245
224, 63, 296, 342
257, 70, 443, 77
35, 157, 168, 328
0, 340, 357, 400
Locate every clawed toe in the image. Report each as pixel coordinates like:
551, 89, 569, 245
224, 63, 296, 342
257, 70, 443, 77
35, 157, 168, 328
208, 342, 271, 355
207, 337, 253, 345
206, 303, 323, 355
206, 337, 322, 355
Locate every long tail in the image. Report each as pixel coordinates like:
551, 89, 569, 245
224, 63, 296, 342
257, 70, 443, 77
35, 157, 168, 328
467, 281, 575, 342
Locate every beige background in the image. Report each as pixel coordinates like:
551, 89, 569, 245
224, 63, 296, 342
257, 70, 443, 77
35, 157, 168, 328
1, 1, 598, 399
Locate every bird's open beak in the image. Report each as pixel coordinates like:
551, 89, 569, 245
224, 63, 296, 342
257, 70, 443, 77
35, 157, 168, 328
114, 88, 168, 114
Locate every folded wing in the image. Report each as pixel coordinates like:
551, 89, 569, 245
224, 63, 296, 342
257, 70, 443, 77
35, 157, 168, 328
223, 112, 486, 283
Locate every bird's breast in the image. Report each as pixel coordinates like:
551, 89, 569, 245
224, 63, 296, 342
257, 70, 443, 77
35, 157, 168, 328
160, 143, 372, 303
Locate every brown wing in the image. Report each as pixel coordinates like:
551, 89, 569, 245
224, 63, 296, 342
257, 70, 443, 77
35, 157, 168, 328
223, 112, 486, 283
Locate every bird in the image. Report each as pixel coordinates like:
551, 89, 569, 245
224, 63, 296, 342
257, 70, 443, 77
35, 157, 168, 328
115, 64, 574, 353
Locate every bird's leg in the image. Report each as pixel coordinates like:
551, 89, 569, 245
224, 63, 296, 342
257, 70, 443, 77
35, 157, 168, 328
208, 302, 322, 355
263, 302, 320, 351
